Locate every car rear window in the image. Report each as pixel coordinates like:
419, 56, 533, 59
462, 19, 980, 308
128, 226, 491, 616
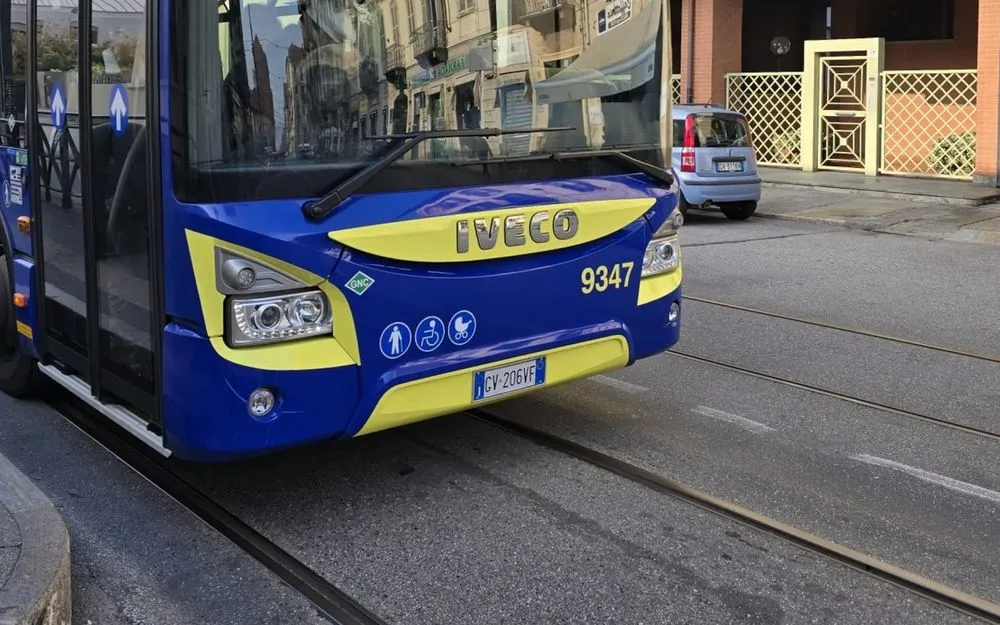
673, 113, 751, 148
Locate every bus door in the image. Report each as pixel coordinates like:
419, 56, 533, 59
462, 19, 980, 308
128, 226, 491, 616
28, 0, 160, 425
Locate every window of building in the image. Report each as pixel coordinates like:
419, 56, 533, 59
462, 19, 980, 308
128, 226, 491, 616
458, 0, 476, 14
867, 0, 954, 41
405, 0, 416, 37
390, 1, 401, 43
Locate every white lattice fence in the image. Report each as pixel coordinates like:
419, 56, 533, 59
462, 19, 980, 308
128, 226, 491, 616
880, 70, 977, 180
725, 72, 803, 168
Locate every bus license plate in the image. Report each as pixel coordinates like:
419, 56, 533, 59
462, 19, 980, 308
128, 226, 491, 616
716, 161, 744, 172
473, 357, 546, 401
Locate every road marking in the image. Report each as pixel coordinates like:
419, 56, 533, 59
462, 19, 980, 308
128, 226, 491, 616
852, 454, 1000, 504
691, 406, 774, 434
590, 375, 647, 394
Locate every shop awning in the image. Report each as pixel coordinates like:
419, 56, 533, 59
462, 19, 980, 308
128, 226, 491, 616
532, 0, 661, 104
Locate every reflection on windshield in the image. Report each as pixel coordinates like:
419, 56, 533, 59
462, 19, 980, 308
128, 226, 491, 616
182, 0, 665, 168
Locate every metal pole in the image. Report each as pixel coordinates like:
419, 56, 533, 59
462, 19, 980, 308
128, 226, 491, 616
685, 0, 695, 103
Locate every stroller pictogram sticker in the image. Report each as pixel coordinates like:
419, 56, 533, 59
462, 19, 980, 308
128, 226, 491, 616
448, 310, 476, 346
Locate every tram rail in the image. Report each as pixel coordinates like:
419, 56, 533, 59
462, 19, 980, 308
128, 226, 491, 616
45, 369, 1000, 625
674, 295, 1000, 441
666, 349, 1000, 443
682, 295, 1000, 365
50, 392, 389, 625
471, 407, 1000, 624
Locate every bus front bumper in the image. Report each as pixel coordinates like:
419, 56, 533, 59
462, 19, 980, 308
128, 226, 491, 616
160, 285, 681, 462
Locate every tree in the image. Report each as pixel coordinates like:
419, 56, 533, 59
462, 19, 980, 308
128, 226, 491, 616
12, 26, 139, 76
35, 25, 78, 71
11, 31, 26, 75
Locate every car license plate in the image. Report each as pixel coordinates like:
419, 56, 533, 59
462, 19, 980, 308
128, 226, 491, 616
473, 357, 546, 401
716, 161, 744, 172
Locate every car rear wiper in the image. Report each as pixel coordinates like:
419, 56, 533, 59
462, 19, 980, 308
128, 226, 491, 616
302, 126, 576, 221
551, 149, 674, 187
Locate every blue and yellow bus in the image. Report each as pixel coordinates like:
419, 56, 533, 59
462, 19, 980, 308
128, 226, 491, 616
0, 0, 681, 461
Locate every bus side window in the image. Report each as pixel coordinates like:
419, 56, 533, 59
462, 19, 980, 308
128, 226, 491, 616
92, 121, 147, 255
91, 11, 148, 256
89, 0, 155, 385
0, 0, 27, 149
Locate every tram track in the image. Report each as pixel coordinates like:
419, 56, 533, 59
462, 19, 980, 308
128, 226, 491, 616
48, 393, 389, 625
666, 348, 1000, 442
470, 407, 1000, 624
673, 295, 1000, 442
681, 295, 1000, 365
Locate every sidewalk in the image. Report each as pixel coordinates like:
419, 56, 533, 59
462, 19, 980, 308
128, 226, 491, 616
754, 180, 1000, 246
0, 453, 70, 625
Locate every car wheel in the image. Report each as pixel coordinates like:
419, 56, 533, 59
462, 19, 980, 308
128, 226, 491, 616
720, 200, 757, 221
0, 254, 42, 397
677, 191, 691, 216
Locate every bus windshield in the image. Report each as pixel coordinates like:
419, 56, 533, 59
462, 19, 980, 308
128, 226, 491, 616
172, 0, 667, 203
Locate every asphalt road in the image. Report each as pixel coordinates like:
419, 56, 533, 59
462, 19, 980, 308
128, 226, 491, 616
679, 212, 1000, 356
1, 213, 996, 624
0, 394, 331, 625
677, 299, 1000, 434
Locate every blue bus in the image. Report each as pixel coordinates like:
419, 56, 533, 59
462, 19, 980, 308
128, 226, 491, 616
0, 0, 682, 461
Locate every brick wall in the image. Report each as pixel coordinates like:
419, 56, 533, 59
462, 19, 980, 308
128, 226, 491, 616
975, 0, 1000, 183
678, 0, 743, 104
884, 0, 978, 70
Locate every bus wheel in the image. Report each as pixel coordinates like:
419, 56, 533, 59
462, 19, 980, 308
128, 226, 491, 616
0, 255, 42, 397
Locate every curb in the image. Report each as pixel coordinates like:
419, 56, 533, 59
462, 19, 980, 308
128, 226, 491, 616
0, 453, 71, 625
752, 210, 1000, 247
753, 210, 887, 231
760, 181, 999, 207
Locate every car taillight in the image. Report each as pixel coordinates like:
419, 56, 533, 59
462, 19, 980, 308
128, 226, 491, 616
681, 114, 695, 173
741, 119, 757, 167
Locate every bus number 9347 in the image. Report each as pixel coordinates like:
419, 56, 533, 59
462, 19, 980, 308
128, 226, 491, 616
580, 262, 635, 294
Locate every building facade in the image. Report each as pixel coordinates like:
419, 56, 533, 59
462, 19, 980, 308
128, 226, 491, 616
672, 0, 999, 185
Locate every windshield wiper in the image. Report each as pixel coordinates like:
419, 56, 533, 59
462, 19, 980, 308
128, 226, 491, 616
302, 126, 576, 221
551, 149, 675, 187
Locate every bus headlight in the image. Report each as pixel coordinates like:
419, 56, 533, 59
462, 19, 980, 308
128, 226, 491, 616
641, 210, 682, 277
227, 290, 332, 347
642, 236, 679, 276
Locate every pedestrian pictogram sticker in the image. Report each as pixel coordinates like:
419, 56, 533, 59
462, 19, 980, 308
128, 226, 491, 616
109, 84, 129, 136
448, 310, 476, 346
414, 316, 444, 353
379, 321, 411, 359
345, 271, 375, 295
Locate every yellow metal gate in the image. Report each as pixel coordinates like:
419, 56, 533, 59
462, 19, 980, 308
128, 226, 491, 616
801, 38, 883, 176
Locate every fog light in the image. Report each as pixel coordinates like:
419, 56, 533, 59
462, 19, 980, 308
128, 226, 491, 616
235, 266, 256, 290
248, 388, 275, 418
668, 301, 680, 322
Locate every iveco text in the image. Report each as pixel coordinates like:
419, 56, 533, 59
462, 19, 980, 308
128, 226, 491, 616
456, 209, 580, 253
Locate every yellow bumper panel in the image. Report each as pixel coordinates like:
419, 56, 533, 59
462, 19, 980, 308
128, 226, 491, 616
637, 265, 683, 306
355, 335, 631, 436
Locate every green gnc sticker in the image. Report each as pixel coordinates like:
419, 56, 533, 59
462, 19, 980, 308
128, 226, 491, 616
345, 271, 375, 295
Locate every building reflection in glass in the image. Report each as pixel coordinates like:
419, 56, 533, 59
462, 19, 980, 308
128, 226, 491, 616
185, 0, 665, 167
